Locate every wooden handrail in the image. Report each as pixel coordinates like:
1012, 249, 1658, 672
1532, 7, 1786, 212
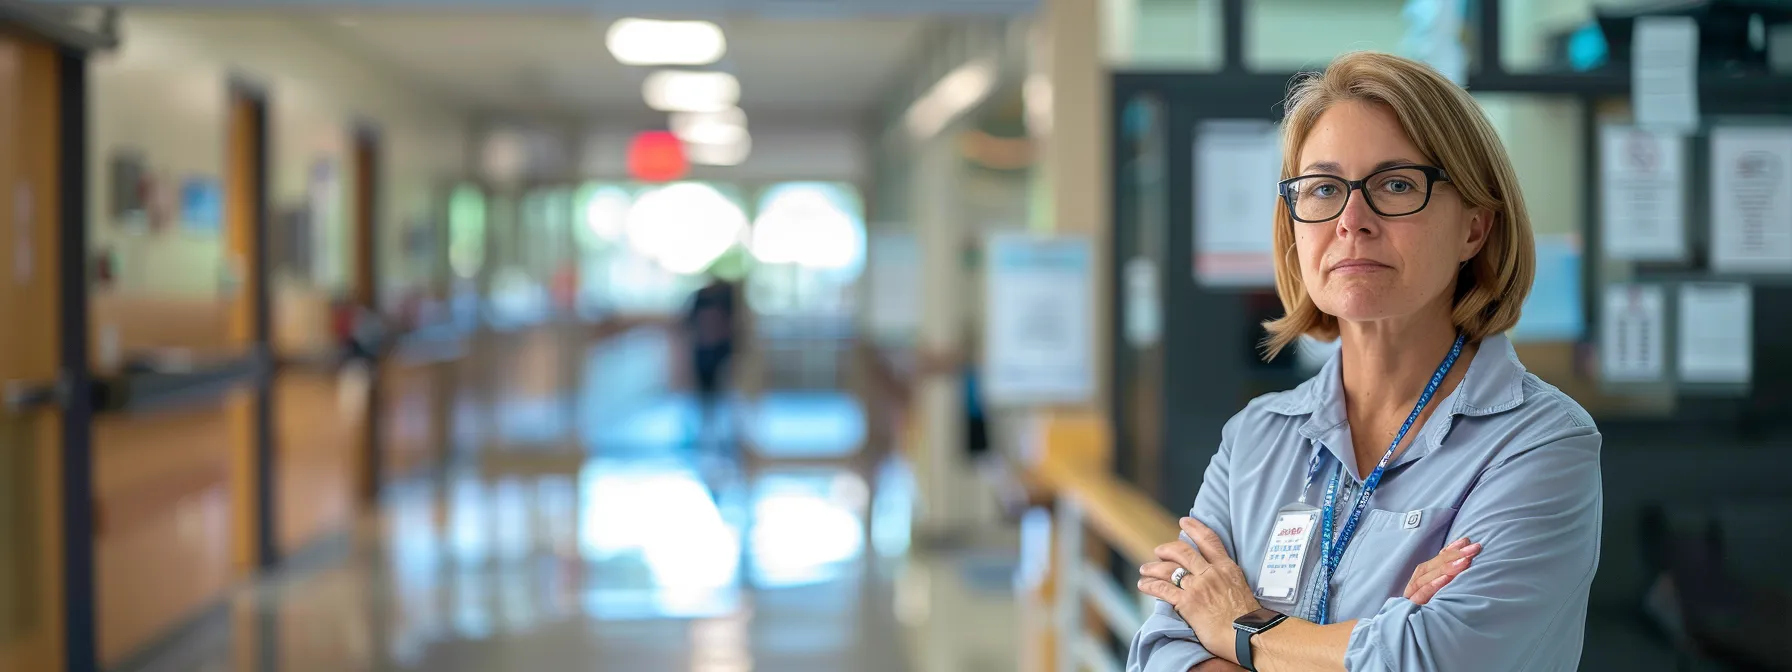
1024, 410, 1178, 566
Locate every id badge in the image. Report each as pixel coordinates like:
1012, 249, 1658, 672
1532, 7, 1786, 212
1255, 502, 1323, 609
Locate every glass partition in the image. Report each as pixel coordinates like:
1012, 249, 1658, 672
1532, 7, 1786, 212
1105, 0, 1224, 69
1246, 0, 1408, 71
746, 182, 866, 318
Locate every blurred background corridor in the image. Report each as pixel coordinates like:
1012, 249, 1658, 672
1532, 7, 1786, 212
0, 0, 1789, 670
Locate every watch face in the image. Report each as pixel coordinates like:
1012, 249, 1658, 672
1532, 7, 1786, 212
1234, 608, 1286, 632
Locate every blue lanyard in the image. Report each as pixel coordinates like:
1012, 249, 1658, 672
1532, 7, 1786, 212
1314, 333, 1465, 624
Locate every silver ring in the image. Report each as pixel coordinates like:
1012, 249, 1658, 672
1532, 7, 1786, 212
1171, 567, 1188, 589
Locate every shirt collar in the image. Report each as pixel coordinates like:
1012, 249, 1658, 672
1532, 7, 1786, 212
1267, 333, 1529, 477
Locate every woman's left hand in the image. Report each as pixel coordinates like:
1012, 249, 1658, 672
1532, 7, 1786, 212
1137, 517, 1262, 665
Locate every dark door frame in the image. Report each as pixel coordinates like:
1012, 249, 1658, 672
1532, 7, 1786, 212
351, 121, 384, 504
227, 75, 278, 570
55, 34, 96, 672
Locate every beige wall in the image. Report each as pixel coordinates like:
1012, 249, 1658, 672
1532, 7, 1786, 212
89, 11, 472, 299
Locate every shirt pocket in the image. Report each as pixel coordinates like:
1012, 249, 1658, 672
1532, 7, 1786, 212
1331, 506, 1459, 593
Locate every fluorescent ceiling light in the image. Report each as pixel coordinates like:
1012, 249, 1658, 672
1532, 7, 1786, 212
686, 134, 752, 167
905, 58, 997, 140
643, 70, 740, 113
670, 108, 747, 146
607, 18, 726, 66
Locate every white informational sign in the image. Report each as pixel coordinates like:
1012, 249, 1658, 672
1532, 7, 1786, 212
1600, 284, 1666, 383
983, 233, 1094, 405
865, 231, 921, 342
1631, 16, 1700, 131
1677, 283, 1753, 384
1123, 257, 1161, 348
1194, 120, 1281, 287
1599, 126, 1686, 260
1709, 127, 1792, 273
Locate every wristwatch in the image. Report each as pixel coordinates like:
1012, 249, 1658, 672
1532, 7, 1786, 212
1233, 608, 1288, 672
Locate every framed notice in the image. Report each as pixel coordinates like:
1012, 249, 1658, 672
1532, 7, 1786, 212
1677, 283, 1752, 384
1598, 126, 1686, 261
1193, 120, 1280, 287
1709, 127, 1792, 273
982, 233, 1094, 406
1600, 284, 1665, 383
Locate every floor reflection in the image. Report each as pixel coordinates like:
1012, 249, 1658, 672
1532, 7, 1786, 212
189, 452, 915, 672
120, 331, 921, 672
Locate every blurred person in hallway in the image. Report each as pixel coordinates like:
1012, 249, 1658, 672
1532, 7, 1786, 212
1128, 51, 1600, 672
685, 273, 742, 455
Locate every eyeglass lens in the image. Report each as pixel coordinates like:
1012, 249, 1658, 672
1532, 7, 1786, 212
1284, 167, 1434, 222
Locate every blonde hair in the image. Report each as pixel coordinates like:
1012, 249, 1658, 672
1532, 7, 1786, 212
1261, 51, 1536, 360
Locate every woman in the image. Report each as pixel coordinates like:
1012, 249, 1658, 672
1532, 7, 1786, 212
1127, 51, 1602, 672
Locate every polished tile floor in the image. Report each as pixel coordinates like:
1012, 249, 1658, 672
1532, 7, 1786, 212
124, 330, 1018, 672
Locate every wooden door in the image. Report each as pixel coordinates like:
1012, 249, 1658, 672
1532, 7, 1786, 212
0, 29, 67, 672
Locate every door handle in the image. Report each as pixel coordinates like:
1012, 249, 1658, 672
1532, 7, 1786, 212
5, 376, 68, 412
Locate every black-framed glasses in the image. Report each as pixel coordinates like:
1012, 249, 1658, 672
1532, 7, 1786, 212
1276, 165, 1451, 223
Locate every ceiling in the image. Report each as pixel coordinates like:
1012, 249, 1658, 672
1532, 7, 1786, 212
304, 12, 935, 123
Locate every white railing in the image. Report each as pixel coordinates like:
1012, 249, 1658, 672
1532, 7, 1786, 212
1014, 410, 1176, 672
1047, 495, 1163, 672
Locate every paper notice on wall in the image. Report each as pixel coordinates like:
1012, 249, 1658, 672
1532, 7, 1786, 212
1709, 127, 1792, 273
1677, 283, 1752, 384
1632, 16, 1700, 131
1194, 120, 1280, 287
1600, 284, 1665, 383
983, 233, 1094, 406
1599, 126, 1686, 261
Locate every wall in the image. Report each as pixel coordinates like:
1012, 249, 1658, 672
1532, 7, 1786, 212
89, 10, 472, 301
81, 13, 471, 665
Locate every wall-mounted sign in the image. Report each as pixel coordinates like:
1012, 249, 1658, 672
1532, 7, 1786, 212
1599, 126, 1686, 261
983, 233, 1094, 406
1194, 120, 1280, 287
627, 130, 689, 183
1709, 127, 1792, 273
180, 176, 221, 233
1600, 283, 1665, 383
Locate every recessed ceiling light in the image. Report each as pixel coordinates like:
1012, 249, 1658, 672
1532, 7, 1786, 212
686, 133, 751, 167
607, 18, 726, 66
644, 70, 740, 113
670, 108, 748, 146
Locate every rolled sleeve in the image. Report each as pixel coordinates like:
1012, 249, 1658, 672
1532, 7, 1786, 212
1126, 413, 1244, 672
1344, 423, 1602, 672
1128, 600, 1217, 672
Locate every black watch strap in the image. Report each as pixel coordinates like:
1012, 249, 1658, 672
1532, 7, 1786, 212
1233, 608, 1288, 672
1236, 627, 1259, 672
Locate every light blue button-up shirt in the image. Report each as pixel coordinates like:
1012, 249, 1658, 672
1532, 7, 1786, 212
1126, 334, 1602, 671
